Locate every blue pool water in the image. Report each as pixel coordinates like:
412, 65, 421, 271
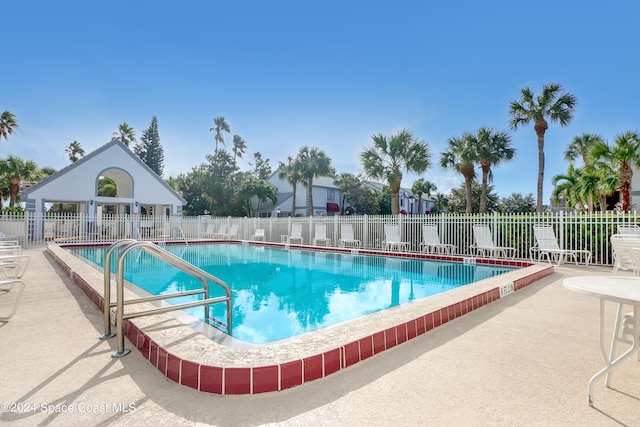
69, 243, 515, 344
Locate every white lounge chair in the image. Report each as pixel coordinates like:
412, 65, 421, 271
471, 225, 517, 258
0, 279, 26, 321
618, 224, 640, 235
224, 224, 239, 240
338, 224, 360, 248
0, 254, 31, 279
250, 229, 265, 241
0, 231, 21, 241
383, 224, 410, 252
420, 224, 455, 254
530, 224, 591, 266
611, 234, 640, 275
312, 224, 331, 246
283, 223, 303, 244
0, 241, 22, 256
208, 224, 230, 239
200, 224, 217, 238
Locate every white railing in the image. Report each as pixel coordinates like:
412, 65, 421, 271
2, 211, 638, 266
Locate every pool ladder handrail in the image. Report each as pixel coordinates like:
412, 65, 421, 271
99, 239, 232, 358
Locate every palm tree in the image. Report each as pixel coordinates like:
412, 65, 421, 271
508, 82, 577, 212
3, 155, 40, 207
551, 164, 587, 211
232, 135, 247, 161
584, 159, 618, 211
0, 111, 19, 141
591, 130, 640, 212
98, 177, 117, 197
564, 133, 603, 165
112, 123, 136, 147
440, 133, 476, 214
361, 129, 432, 215
564, 133, 603, 212
39, 166, 57, 178
296, 146, 335, 216
474, 127, 514, 214
432, 193, 449, 213
411, 178, 437, 214
0, 111, 19, 143
278, 156, 304, 215
209, 116, 230, 153
65, 140, 85, 163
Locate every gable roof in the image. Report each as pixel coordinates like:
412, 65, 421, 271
22, 139, 186, 204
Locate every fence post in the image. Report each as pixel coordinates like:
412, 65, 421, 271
24, 211, 30, 246
559, 211, 565, 249
363, 214, 369, 249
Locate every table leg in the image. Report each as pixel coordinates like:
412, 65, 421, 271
588, 302, 639, 406
605, 303, 626, 386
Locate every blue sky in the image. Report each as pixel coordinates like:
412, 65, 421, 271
3, 1, 639, 203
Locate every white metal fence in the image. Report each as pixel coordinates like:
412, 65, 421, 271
2, 211, 638, 266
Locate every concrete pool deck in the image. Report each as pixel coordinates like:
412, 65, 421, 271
1, 247, 639, 426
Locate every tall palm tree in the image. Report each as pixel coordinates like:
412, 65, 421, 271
564, 133, 603, 212
296, 146, 335, 216
112, 123, 136, 147
232, 134, 247, 161
278, 156, 304, 215
3, 155, 40, 207
0, 111, 19, 143
440, 133, 476, 214
474, 127, 514, 214
65, 140, 85, 163
209, 116, 230, 153
411, 178, 437, 214
361, 129, 432, 215
591, 130, 640, 212
508, 82, 577, 212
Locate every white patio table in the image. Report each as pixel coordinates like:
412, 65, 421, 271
563, 276, 640, 406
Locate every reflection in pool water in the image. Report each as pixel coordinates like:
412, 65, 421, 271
69, 244, 515, 344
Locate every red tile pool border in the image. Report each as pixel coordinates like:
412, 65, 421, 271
47, 243, 553, 395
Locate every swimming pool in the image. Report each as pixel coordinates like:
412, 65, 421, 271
69, 243, 516, 344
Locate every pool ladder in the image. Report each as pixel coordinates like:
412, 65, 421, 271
100, 239, 232, 358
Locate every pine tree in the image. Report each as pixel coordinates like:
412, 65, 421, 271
134, 116, 165, 176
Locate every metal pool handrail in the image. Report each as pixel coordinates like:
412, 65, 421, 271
99, 240, 232, 358
101, 239, 137, 338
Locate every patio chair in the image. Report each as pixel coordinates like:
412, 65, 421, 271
201, 224, 227, 239
471, 225, 517, 259
250, 229, 265, 241
283, 223, 303, 244
530, 224, 591, 266
611, 233, 640, 275
0, 231, 21, 241
420, 224, 456, 254
383, 224, 410, 252
338, 224, 360, 248
224, 224, 239, 240
200, 224, 216, 238
0, 254, 31, 279
0, 279, 26, 321
0, 240, 22, 256
617, 224, 640, 235
312, 224, 331, 246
